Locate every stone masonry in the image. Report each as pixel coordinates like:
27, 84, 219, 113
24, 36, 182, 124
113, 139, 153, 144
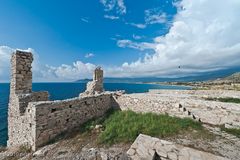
8, 50, 49, 149
114, 90, 240, 129
10, 50, 33, 94
8, 51, 114, 151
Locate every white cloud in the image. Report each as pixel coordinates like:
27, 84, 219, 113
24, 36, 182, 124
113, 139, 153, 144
113, 0, 240, 77
81, 17, 89, 23
128, 23, 147, 29
145, 8, 167, 24
2, 0, 240, 81
44, 61, 96, 81
117, 39, 155, 51
133, 34, 144, 40
85, 53, 95, 58
127, 8, 168, 29
0, 46, 14, 81
104, 15, 120, 20
0, 46, 42, 82
100, 0, 126, 15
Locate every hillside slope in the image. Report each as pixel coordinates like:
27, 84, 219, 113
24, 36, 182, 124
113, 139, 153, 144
220, 72, 240, 83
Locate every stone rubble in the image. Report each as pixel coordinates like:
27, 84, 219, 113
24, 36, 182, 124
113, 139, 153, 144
127, 134, 229, 160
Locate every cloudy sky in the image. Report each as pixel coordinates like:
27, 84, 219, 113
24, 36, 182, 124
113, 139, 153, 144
0, 0, 240, 82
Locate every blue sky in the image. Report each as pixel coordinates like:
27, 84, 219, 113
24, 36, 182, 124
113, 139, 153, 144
0, 0, 240, 82
0, 0, 176, 66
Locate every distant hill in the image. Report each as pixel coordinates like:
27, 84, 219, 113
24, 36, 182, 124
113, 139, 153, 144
215, 72, 240, 83
75, 67, 240, 83
76, 78, 92, 83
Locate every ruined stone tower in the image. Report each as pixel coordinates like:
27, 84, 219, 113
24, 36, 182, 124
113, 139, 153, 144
8, 50, 49, 149
93, 67, 104, 92
81, 67, 104, 96
10, 50, 33, 95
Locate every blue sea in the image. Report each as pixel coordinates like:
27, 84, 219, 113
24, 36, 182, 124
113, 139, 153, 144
0, 82, 190, 146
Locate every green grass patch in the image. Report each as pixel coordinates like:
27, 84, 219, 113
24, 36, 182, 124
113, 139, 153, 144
206, 97, 240, 104
220, 125, 240, 138
98, 110, 203, 145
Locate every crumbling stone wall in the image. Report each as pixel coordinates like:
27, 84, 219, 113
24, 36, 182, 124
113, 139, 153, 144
81, 67, 104, 96
8, 51, 114, 151
8, 50, 49, 149
113, 92, 240, 128
10, 50, 33, 94
28, 93, 113, 150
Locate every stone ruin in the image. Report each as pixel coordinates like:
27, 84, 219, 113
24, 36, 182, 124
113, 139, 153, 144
80, 66, 104, 96
8, 50, 49, 149
7, 50, 239, 159
8, 50, 116, 151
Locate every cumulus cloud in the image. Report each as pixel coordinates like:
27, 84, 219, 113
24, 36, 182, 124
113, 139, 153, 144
0, 46, 94, 82
85, 53, 95, 58
113, 0, 240, 77
0, 46, 42, 82
100, 0, 126, 15
44, 61, 96, 81
2, 0, 240, 81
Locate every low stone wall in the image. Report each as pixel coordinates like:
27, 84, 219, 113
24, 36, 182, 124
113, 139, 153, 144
114, 92, 240, 128
27, 93, 113, 150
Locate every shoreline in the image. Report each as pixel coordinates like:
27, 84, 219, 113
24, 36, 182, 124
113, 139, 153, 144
138, 81, 195, 88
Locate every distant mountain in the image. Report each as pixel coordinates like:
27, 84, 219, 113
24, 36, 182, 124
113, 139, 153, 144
76, 78, 92, 83
215, 72, 240, 83
75, 67, 240, 83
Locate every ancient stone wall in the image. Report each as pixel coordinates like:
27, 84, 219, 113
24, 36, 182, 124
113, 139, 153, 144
114, 92, 240, 128
28, 93, 113, 150
8, 50, 49, 149
81, 67, 104, 96
8, 51, 114, 151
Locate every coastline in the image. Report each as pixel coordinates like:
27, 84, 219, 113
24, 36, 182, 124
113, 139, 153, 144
138, 81, 194, 88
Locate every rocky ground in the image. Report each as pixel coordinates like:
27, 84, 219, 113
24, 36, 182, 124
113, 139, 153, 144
0, 126, 131, 160
1, 122, 239, 160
